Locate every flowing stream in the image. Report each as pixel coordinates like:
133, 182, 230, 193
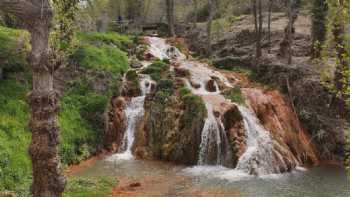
74, 37, 350, 196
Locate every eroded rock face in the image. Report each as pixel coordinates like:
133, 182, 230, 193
243, 88, 319, 167
121, 71, 141, 97
104, 97, 126, 152
205, 79, 217, 92
222, 105, 246, 167
133, 93, 207, 165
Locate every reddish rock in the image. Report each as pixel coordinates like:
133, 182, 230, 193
243, 88, 319, 166
104, 97, 127, 152
205, 79, 217, 92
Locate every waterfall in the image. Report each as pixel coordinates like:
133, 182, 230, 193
236, 106, 287, 175
142, 37, 291, 175
116, 75, 153, 160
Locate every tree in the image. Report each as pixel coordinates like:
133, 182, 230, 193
166, 0, 175, 36
327, 0, 350, 97
267, 0, 273, 53
252, 0, 263, 59
0, 0, 65, 196
207, 0, 215, 56
279, 0, 300, 64
311, 0, 328, 59
193, 0, 199, 28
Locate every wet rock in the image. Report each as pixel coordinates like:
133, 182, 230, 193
104, 97, 126, 152
190, 80, 201, 89
121, 70, 141, 97
174, 67, 190, 78
205, 79, 217, 92
243, 88, 319, 168
129, 182, 141, 188
222, 105, 246, 167
256, 63, 347, 162
130, 57, 143, 69
133, 91, 207, 165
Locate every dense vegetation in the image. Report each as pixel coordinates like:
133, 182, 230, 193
0, 0, 350, 196
0, 26, 131, 194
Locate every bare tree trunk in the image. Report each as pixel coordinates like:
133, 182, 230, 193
268, 0, 273, 53
0, 0, 65, 196
258, 0, 263, 58
193, 0, 198, 28
207, 0, 214, 56
252, 0, 262, 59
287, 0, 293, 64
166, 0, 175, 37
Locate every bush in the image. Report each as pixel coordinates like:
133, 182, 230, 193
141, 60, 169, 81
223, 87, 245, 105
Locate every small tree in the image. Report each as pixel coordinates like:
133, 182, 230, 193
166, 0, 175, 36
311, 0, 328, 59
207, 0, 215, 56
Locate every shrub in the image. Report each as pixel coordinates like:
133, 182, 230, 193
223, 87, 245, 105
141, 60, 169, 82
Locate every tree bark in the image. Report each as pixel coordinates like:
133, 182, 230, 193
252, 0, 262, 59
287, 0, 293, 64
311, 0, 328, 59
258, 0, 263, 58
268, 0, 273, 53
0, 0, 65, 196
207, 0, 214, 56
166, 0, 175, 37
193, 0, 198, 28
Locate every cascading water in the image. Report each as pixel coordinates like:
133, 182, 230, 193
114, 75, 153, 160
236, 106, 289, 175
128, 37, 293, 174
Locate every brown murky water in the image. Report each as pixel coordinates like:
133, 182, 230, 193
73, 156, 350, 197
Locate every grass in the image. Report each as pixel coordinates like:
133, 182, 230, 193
0, 27, 130, 194
72, 31, 132, 75
0, 26, 29, 73
0, 78, 31, 195
63, 177, 117, 197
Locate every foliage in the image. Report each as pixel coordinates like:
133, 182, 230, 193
0, 26, 29, 73
0, 26, 128, 193
141, 60, 169, 81
52, 0, 79, 52
63, 177, 117, 197
180, 88, 207, 128
0, 78, 31, 195
223, 87, 245, 105
72, 32, 131, 75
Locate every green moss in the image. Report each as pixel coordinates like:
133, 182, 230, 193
73, 44, 129, 74
180, 89, 207, 128
0, 26, 30, 73
223, 87, 245, 105
76, 32, 133, 51
141, 60, 169, 82
125, 70, 138, 81
63, 177, 117, 197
